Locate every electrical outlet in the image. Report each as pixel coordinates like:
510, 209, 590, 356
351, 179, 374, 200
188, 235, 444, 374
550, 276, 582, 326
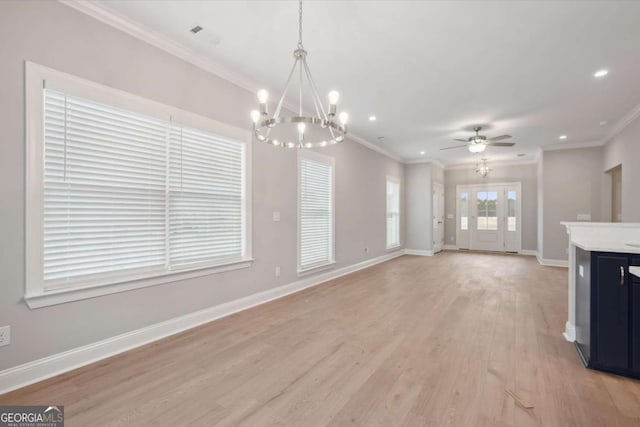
273, 211, 281, 222
275, 266, 280, 277
450, 236, 454, 242
364, 247, 369, 253
0, 325, 10, 347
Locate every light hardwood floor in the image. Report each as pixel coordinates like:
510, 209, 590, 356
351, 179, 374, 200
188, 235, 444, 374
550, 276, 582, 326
2, 252, 640, 426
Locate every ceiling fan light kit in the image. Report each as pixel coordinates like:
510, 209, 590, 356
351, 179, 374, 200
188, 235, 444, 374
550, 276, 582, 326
250, 0, 347, 149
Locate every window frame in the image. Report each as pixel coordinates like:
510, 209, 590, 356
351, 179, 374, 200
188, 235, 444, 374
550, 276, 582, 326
297, 150, 336, 275
25, 62, 253, 309
386, 176, 401, 250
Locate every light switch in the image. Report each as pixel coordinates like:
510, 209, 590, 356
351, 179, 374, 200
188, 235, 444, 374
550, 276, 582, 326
447, 213, 454, 219
273, 211, 281, 222
577, 213, 591, 221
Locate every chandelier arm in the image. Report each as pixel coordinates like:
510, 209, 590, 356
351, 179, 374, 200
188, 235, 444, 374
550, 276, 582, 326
302, 58, 336, 139
272, 57, 300, 122
302, 58, 330, 121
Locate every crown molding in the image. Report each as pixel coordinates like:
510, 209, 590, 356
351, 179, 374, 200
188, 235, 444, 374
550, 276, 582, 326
58, 0, 403, 163
346, 134, 403, 162
444, 158, 538, 171
602, 102, 640, 145
541, 140, 603, 151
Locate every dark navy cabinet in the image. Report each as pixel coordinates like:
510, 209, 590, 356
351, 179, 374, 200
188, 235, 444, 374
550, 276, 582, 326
575, 249, 640, 379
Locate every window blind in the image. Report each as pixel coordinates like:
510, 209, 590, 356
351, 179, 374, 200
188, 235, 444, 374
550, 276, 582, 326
386, 179, 400, 248
299, 157, 333, 271
42, 88, 246, 289
168, 124, 245, 268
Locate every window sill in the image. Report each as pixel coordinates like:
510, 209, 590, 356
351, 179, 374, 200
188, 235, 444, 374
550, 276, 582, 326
24, 258, 254, 309
297, 261, 336, 277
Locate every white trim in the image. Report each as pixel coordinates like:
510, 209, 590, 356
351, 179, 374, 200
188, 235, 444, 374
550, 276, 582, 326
563, 321, 576, 342
519, 249, 538, 256
535, 254, 568, 268
25, 61, 253, 308
541, 141, 603, 151
603, 102, 640, 145
57, 0, 402, 164
442, 245, 458, 250
405, 249, 434, 256
444, 159, 538, 170
0, 251, 404, 395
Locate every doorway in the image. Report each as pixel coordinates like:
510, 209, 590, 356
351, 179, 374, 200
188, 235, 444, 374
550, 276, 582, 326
432, 182, 444, 253
608, 165, 622, 222
456, 183, 522, 252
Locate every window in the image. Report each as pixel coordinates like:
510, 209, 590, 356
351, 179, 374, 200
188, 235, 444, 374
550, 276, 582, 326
507, 190, 517, 231
460, 191, 469, 230
476, 191, 498, 231
298, 152, 334, 273
25, 63, 251, 308
386, 177, 400, 249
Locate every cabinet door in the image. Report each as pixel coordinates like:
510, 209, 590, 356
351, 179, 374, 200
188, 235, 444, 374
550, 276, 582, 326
595, 255, 629, 369
631, 280, 640, 373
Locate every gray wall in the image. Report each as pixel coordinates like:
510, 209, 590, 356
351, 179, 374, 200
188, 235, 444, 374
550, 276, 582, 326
540, 147, 604, 260
405, 163, 432, 251
603, 114, 640, 221
0, 1, 404, 371
444, 164, 538, 251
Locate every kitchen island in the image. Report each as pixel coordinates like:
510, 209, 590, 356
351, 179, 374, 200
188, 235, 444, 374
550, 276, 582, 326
562, 222, 640, 378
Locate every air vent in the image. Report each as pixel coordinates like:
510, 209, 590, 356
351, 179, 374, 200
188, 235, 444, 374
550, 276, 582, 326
190, 25, 204, 34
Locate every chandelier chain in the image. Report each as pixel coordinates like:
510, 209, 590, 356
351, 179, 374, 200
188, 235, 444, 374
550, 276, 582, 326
298, 0, 303, 48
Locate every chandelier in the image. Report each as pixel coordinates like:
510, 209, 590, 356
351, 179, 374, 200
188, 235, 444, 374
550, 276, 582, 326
476, 158, 493, 178
250, 0, 348, 149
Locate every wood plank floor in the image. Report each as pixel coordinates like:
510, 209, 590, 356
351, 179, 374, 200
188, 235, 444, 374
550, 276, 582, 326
2, 252, 640, 426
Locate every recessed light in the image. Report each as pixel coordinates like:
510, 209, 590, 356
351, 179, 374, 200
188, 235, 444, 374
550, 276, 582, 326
190, 25, 204, 34
559, 135, 568, 140
594, 69, 608, 78
420, 151, 425, 155
368, 115, 377, 122
599, 120, 609, 126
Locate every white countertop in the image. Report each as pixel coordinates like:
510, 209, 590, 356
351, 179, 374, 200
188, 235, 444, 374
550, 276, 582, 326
572, 239, 640, 254
631, 266, 640, 279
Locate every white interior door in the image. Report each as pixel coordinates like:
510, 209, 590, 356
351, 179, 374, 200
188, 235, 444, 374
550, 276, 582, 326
432, 182, 444, 253
456, 183, 522, 253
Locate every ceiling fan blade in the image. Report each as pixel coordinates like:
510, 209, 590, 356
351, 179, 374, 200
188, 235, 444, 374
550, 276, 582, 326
453, 139, 469, 142
487, 142, 516, 147
440, 145, 468, 151
488, 135, 512, 142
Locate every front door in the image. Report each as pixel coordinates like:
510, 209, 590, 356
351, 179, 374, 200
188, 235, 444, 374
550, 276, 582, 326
456, 183, 521, 252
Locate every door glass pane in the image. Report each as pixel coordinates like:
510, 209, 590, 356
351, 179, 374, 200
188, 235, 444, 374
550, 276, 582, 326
507, 190, 516, 232
477, 191, 498, 231
460, 192, 468, 230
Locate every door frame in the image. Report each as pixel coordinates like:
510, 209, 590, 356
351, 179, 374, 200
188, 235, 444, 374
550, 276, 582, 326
432, 181, 444, 253
455, 182, 522, 253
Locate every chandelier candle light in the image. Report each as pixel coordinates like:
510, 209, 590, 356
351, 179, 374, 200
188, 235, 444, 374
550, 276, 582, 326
250, 0, 348, 149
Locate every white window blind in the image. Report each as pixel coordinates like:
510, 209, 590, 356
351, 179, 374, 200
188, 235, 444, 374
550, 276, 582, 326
41, 88, 247, 291
168, 124, 245, 268
386, 179, 400, 248
299, 156, 334, 271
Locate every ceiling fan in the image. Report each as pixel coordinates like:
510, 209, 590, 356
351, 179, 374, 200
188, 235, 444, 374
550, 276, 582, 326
441, 126, 515, 153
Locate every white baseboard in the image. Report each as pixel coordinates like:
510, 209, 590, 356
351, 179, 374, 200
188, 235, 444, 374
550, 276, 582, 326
536, 253, 569, 268
442, 245, 458, 251
519, 250, 538, 256
0, 251, 404, 395
404, 249, 434, 256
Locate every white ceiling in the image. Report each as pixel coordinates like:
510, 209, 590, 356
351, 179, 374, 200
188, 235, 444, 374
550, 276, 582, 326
95, 0, 640, 165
